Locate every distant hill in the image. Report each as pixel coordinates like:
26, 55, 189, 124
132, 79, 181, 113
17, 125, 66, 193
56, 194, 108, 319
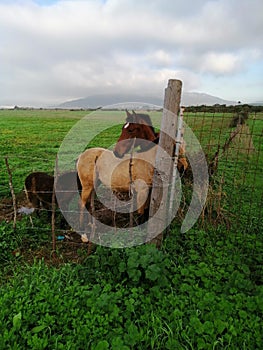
58, 94, 163, 109
249, 101, 263, 106
57, 92, 236, 109
181, 92, 236, 107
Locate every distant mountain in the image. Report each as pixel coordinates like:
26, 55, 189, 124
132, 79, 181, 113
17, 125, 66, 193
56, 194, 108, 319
57, 92, 236, 109
58, 94, 163, 109
181, 92, 236, 106
249, 101, 263, 106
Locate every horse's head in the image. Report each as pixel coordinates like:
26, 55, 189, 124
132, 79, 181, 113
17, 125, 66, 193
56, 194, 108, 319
113, 110, 159, 158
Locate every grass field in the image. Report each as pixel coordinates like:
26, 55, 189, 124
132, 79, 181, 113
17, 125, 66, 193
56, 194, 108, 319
0, 108, 262, 349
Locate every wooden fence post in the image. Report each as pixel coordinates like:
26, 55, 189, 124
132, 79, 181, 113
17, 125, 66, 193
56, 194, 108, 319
147, 79, 182, 247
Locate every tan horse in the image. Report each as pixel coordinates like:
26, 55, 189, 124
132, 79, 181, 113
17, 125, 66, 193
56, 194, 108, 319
76, 110, 187, 226
76, 147, 105, 222
76, 145, 157, 227
95, 145, 157, 217
77, 111, 159, 220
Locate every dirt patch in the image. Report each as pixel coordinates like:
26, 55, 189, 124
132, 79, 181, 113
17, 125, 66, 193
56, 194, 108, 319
13, 237, 91, 267
0, 190, 144, 264
1, 188, 138, 223
0, 191, 29, 223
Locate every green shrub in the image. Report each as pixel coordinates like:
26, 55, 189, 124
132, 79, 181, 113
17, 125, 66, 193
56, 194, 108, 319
0, 227, 262, 349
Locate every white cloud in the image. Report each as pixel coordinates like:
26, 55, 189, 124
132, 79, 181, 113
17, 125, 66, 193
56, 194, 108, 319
146, 50, 173, 67
201, 52, 241, 75
0, 0, 263, 105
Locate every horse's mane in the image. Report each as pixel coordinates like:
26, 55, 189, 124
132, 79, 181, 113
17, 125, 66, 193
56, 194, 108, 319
126, 111, 156, 135
136, 113, 153, 127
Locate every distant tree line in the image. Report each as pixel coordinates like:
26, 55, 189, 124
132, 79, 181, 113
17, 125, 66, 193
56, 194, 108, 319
7, 103, 263, 114
184, 104, 263, 113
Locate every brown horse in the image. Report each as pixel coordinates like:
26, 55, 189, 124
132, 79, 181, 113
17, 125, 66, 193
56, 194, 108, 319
113, 110, 188, 172
25, 171, 81, 219
25, 172, 54, 215
113, 110, 159, 157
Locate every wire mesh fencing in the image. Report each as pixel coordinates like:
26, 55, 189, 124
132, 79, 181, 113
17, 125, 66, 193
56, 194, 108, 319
182, 106, 262, 231
0, 106, 262, 234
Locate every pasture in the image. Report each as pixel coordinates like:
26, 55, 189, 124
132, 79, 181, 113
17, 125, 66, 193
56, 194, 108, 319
0, 108, 262, 349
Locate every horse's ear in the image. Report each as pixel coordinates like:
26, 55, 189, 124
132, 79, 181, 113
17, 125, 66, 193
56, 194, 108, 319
125, 109, 132, 118
132, 110, 137, 116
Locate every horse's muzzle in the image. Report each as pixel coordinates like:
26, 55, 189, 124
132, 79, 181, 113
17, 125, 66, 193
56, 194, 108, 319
113, 150, 124, 158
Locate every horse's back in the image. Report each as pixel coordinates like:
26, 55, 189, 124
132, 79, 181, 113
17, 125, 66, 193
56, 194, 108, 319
96, 149, 155, 191
77, 147, 105, 185
24, 172, 54, 208
25, 172, 54, 192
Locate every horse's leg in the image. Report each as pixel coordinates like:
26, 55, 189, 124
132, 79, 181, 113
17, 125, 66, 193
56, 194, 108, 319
57, 199, 68, 229
134, 180, 150, 225
30, 194, 41, 217
87, 188, 97, 255
178, 143, 188, 172
43, 201, 53, 221
79, 186, 93, 230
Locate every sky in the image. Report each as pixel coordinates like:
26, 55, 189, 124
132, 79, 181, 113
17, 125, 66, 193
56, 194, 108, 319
0, 0, 263, 107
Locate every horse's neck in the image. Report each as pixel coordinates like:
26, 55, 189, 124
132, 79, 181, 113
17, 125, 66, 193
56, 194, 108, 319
111, 144, 157, 162
143, 125, 156, 141
134, 144, 157, 160
137, 135, 159, 152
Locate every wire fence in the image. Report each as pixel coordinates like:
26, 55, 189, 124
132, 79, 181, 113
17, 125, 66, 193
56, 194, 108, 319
183, 107, 263, 231
0, 107, 262, 235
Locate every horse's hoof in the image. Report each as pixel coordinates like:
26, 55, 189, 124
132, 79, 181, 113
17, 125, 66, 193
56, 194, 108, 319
81, 233, 89, 243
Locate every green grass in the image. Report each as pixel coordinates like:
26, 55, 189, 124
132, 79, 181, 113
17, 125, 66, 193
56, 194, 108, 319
0, 108, 262, 349
0, 222, 262, 349
0, 109, 126, 196
0, 109, 85, 195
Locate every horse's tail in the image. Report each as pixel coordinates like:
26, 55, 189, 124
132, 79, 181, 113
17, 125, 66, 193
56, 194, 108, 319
94, 155, 100, 184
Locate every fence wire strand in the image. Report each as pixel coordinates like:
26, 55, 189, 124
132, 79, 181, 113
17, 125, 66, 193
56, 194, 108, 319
0, 107, 262, 235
